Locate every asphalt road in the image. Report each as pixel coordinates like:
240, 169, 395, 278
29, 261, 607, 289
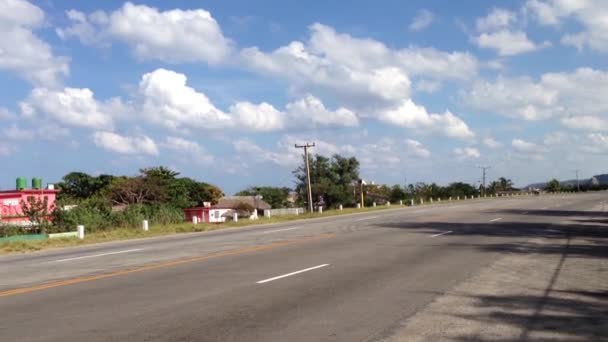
0, 192, 605, 341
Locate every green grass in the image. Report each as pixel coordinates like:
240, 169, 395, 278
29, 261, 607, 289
0, 204, 402, 254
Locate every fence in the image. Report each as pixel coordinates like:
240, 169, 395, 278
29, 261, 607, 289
264, 208, 305, 216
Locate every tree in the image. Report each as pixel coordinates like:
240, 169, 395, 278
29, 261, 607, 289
20, 196, 54, 233
546, 178, 561, 193
57, 172, 115, 201
236, 186, 291, 208
293, 154, 360, 208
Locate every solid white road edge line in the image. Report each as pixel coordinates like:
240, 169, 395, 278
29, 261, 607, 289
256, 264, 330, 284
355, 216, 379, 221
489, 218, 503, 222
53, 248, 144, 263
262, 227, 299, 234
430, 231, 453, 237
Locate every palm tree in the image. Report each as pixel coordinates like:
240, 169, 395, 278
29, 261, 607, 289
498, 177, 514, 191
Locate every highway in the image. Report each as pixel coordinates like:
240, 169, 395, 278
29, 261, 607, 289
0, 193, 606, 341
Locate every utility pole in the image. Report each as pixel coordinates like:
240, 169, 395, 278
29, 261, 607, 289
575, 169, 580, 192
295, 142, 315, 213
478, 166, 491, 196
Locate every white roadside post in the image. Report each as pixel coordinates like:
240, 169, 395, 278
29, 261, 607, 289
449, 196, 452, 201
457, 196, 460, 201
318, 206, 323, 214
233, 212, 238, 222
357, 203, 361, 209
438, 198, 441, 202
430, 198, 434, 203
373, 202, 377, 207
387, 201, 391, 207
77, 225, 85, 240
420, 198, 424, 205
142, 220, 149, 232
192, 216, 198, 224
400, 200, 403, 206
339, 204, 343, 211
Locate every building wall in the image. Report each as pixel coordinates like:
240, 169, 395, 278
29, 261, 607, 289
0, 190, 58, 224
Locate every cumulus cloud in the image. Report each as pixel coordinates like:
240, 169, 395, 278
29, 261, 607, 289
409, 9, 434, 31
473, 7, 549, 56
483, 137, 502, 148
466, 68, 608, 127
57, 2, 234, 64
241, 23, 477, 105
138, 68, 232, 130
474, 30, 548, 56
2, 123, 69, 141
138, 69, 359, 132
476, 8, 516, 31
454, 147, 480, 159
512, 138, 548, 155
378, 99, 474, 139
162, 136, 214, 164
93, 131, 158, 155
19, 87, 114, 129
405, 139, 431, 158
0, 0, 69, 86
583, 133, 608, 153
525, 0, 608, 53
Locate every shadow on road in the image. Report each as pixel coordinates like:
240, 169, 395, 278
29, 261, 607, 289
373, 208, 608, 341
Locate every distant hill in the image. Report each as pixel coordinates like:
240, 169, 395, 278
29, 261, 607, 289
524, 173, 608, 190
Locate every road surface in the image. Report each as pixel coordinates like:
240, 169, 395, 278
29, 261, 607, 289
0, 193, 606, 341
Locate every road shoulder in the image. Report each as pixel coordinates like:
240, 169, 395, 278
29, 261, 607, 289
380, 230, 608, 341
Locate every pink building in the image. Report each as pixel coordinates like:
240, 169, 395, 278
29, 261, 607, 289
0, 181, 58, 225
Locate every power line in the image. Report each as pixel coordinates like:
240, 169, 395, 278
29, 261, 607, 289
295, 142, 315, 213
478, 165, 491, 196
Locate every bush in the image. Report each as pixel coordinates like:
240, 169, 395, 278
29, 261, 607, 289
51, 201, 184, 233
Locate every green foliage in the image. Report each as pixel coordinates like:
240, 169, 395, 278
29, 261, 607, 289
546, 178, 562, 193
49, 166, 223, 232
57, 172, 115, 201
293, 154, 360, 208
236, 186, 291, 208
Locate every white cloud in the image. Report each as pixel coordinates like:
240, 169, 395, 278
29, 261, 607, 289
483, 137, 502, 148
466, 68, 608, 125
58, 2, 233, 64
583, 133, 608, 153
378, 99, 474, 140
138, 68, 232, 130
20, 87, 114, 129
561, 116, 608, 131
474, 30, 548, 56
454, 147, 480, 159
0, 0, 69, 86
56, 10, 109, 46
476, 8, 517, 31
3, 123, 69, 141
230, 101, 284, 131
405, 139, 431, 158
138, 69, 359, 132
285, 95, 359, 128
241, 23, 477, 107
162, 136, 214, 164
525, 0, 608, 53
512, 138, 548, 155
93, 131, 158, 155
409, 9, 434, 31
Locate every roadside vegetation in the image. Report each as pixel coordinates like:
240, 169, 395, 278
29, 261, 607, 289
3, 152, 599, 253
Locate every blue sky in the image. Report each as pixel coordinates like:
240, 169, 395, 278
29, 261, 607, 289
1, 0, 607, 194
